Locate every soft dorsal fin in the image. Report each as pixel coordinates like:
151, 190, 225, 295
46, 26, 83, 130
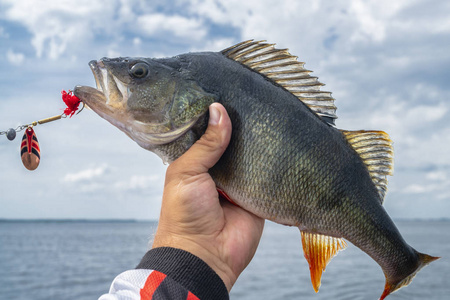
300, 231, 347, 292
340, 130, 394, 203
222, 40, 337, 125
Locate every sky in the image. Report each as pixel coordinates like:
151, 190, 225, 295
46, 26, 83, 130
0, 0, 449, 220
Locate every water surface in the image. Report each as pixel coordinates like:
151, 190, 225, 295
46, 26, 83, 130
0, 220, 447, 299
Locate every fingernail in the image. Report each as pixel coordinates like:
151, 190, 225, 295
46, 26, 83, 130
209, 104, 220, 125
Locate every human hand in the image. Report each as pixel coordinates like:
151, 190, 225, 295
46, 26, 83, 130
152, 103, 265, 291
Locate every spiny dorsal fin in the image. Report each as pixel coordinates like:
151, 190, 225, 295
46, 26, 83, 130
300, 231, 347, 292
222, 40, 337, 125
340, 130, 394, 203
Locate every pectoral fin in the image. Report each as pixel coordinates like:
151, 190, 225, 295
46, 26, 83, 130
300, 230, 347, 292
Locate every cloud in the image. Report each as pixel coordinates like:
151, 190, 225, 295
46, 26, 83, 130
114, 175, 161, 191
6, 49, 25, 65
426, 170, 447, 181
401, 169, 450, 201
0, 26, 9, 38
361, 96, 448, 135
1, 0, 449, 219
133, 37, 142, 46
1, 0, 212, 60
137, 13, 207, 41
63, 164, 109, 183
348, 0, 411, 43
60, 161, 164, 196
1, 0, 121, 59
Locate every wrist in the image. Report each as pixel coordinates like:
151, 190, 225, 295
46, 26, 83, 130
137, 247, 229, 300
152, 232, 236, 291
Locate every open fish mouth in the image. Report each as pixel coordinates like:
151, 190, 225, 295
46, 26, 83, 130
73, 59, 202, 146
73, 60, 127, 116
88, 60, 129, 110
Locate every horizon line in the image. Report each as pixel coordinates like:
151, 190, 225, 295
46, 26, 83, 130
0, 218, 157, 223
1, 217, 449, 223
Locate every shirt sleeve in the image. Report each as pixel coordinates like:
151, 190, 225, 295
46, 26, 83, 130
99, 247, 229, 300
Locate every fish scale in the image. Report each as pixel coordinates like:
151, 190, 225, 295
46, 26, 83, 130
73, 40, 439, 299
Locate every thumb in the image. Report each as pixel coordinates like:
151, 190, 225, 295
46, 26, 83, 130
170, 103, 232, 176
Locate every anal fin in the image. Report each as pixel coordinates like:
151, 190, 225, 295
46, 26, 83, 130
300, 231, 347, 292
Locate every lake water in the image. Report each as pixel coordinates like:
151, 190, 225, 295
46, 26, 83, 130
0, 220, 448, 299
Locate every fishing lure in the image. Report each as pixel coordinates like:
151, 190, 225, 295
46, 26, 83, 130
21, 126, 40, 170
0, 90, 83, 170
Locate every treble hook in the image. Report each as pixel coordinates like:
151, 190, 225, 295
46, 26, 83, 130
76, 101, 86, 115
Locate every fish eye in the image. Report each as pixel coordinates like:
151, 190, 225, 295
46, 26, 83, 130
130, 62, 149, 78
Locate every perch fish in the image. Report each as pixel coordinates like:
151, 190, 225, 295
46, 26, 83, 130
74, 40, 439, 299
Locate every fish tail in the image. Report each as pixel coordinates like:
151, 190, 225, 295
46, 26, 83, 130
380, 251, 440, 300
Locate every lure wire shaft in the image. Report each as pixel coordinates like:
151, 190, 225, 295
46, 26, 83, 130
37, 115, 63, 125
1, 113, 65, 138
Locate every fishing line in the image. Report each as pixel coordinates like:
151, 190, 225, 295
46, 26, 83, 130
0, 90, 83, 171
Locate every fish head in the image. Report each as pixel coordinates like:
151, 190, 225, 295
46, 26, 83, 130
74, 57, 216, 151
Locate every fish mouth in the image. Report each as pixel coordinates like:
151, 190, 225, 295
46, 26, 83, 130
89, 60, 129, 109
73, 59, 200, 146
73, 60, 128, 114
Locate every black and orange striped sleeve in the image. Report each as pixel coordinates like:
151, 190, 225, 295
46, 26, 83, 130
99, 247, 229, 300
